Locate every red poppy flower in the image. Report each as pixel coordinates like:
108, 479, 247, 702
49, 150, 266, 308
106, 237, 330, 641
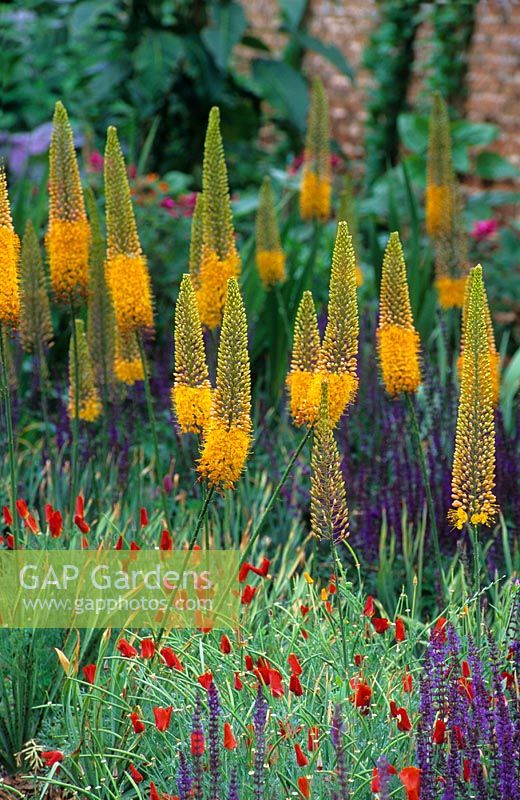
49, 510, 63, 538
433, 719, 446, 744
42, 750, 64, 767
462, 660, 471, 678
241, 585, 257, 605
141, 638, 155, 659
294, 743, 308, 767
301, 628, 309, 640
432, 617, 447, 643
266, 668, 283, 698
16, 499, 29, 518
239, 557, 270, 582
2, 505, 12, 525
402, 667, 413, 693
234, 672, 243, 691
297, 776, 310, 799
395, 617, 406, 642
363, 595, 375, 617
288, 653, 302, 676
159, 529, 172, 551
453, 725, 465, 749
396, 707, 412, 732
129, 711, 145, 734
197, 670, 214, 690
129, 763, 144, 783
463, 759, 471, 782
307, 726, 319, 751
223, 722, 237, 750
153, 705, 173, 732
130, 541, 140, 551
82, 664, 96, 684
74, 515, 90, 534
372, 617, 390, 634
115, 535, 124, 550
354, 654, 365, 667
6, 534, 14, 549
289, 674, 303, 696
350, 677, 372, 711
458, 676, 473, 703
117, 638, 138, 658
501, 670, 515, 690
300, 604, 310, 617
245, 655, 254, 671
389, 700, 399, 718
399, 767, 421, 800
81, 536, 89, 549
371, 763, 397, 792
150, 781, 161, 800
191, 728, 205, 756
220, 634, 232, 654
140, 507, 148, 527
328, 576, 337, 595
159, 647, 183, 670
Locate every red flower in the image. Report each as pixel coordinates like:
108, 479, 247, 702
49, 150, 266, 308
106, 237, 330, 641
42, 750, 63, 767
15, 499, 29, 518
389, 700, 399, 718
160, 647, 183, 670
432, 617, 447, 643
403, 667, 413, 693
140, 507, 148, 527
2, 505, 12, 525
350, 677, 372, 711
129, 711, 145, 734
395, 617, 406, 642
6, 533, 14, 549
129, 763, 144, 783
297, 776, 310, 799
372, 617, 390, 634
117, 638, 138, 658
220, 634, 232, 654
288, 653, 302, 676
370, 762, 397, 792
82, 664, 96, 684
354, 654, 365, 667
399, 767, 421, 800
130, 541, 140, 551
307, 726, 319, 751
159, 529, 172, 551
294, 743, 308, 767
234, 672, 243, 691
223, 722, 237, 750
269, 669, 285, 698
74, 494, 90, 533
115, 535, 123, 550
241, 585, 257, 605
150, 781, 161, 800
363, 595, 375, 617
463, 758, 471, 782
289, 674, 303, 696
395, 707, 412, 732
239, 557, 270, 582
74, 515, 90, 534
141, 638, 155, 659
470, 218, 498, 242
153, 705, 173, 732
49, 510, 63, 538
245, 654, 254, 671
433, 719, 446, 744
197, 670, 214, 690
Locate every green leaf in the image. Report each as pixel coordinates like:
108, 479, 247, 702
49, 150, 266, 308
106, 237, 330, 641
251, 58, 309, 130
475, 151, 520, 180
451, 120, 499, 148
295, 32, 355, 81
201, 2, 248, 70
398, 113, 430, 154
278, 0, 308, 31
69, 0, 114, 38
133, 31, 183, 97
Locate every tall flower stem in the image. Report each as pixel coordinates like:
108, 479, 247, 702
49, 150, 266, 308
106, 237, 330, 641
405, 392, 446, 599
331, 540, 348, 676
136, 332, 172, 535
188, 485, 215, 550
69, 302, 80, 525
0, 325, 19, 544
469, 524, 482, 647
241, 425, 313, 565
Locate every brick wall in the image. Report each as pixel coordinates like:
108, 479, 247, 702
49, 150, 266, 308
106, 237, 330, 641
242, 0, 520, 175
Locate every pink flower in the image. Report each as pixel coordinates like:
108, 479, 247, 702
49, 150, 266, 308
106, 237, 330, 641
88, 150, 104, 173
470, 219, 498, 242
160, 197, 175, 209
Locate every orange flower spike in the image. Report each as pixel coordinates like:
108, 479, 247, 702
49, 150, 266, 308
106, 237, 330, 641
0, 165, 21, 327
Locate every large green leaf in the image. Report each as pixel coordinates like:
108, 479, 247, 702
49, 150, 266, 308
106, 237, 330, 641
295, 32, 355, 81
475, 151, 520, 180
398, 113, 430, 154
251, 58, 308, 130
278, 0, 308, 31
201, 2, 248, 70
451, 120, 499, 148
133, 31, 183, 97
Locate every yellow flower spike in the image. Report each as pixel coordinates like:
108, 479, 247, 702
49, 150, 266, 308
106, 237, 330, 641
303, 571, 314, 585
194, 107, 240, 329
256, 176, 285, 288
287, 291, 321, 426
19, 221, 53, 373
198, 278, 251, 489
46, 102, 90, 300
318, 221, 359, 424
85, 188, 115, 390
459, 272, 500, 406
0, 165, 21, 327
114, 327, 143, 385
189, 193, 204, 284
311, 383, 349, 542
426, 93, 454, 238
172, 274, 212, 434
377, 232, 421, 397
68, 319, 102, 422
300, 78, 331, 222
104, 126, 154, 335
338, 177, 363, 287
448, 265, 498, 529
